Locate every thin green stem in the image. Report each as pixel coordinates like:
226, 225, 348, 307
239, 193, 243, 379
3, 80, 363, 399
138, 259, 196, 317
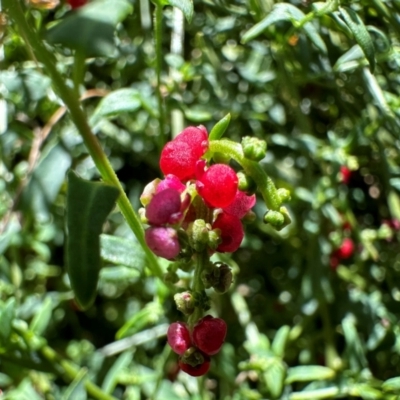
209, 140, 281, 210
72, 49, 86, 95
4, 0, 163, 280
154, 2, 166, 149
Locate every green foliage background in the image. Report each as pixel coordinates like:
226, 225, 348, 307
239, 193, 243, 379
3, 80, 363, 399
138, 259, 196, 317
1, 0, 400, 398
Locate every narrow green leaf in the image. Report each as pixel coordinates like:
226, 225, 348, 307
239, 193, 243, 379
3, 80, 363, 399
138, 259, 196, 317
383, 377, 400, 392
100, 234, 145, 271
66, 171, 120, 310
286, 365, 335, 384
0, 298, 16, 342
166, 0, 194, 23
265, 361, 286, 398
241, 3, 327, 53
102, 352, 133, 394
30, 297, 53, 336
62, 369, 87, 400
339, 7, 375, 72
289, 387, 339, 400
271, 325, 290, 358
116, 302, 163, 339
90, 89, 142, 126
46, 0, 133, 57
209, 114, 231, 140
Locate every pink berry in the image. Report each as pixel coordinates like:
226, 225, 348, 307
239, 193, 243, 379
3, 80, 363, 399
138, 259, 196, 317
145, 188, 182, 226
212, 213, 244, 253
223, 190, 256, 219
156, 174, 186, 194
196, 164, 238, 208
192, 315, 227, 356
179, 358, 210, 377
167, 322, 191, 355
145, 227, 180, 259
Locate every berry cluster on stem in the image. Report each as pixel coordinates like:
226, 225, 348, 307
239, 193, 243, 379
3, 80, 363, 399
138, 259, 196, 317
139, 118, 290, 376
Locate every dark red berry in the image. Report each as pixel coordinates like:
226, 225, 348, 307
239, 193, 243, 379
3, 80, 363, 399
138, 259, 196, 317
67, 0, 87, 9
212, 213, 244, 253
179, 358, 210, 377
196, 164, 238, 208
167, 322, 191, 355
145, 188, 182, 225
192, 315, 227, 356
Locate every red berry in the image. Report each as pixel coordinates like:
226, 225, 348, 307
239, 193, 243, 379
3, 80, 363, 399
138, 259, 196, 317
160, 141, 199, 181
167, 322, 191, 355
223, 190, 256, 219
192, 315, 227, 356
212, 213, 244, 253
145, 227, 180, 259
174, 126, 208, 158
196, 164, 238, 208
145, 188, 182, 225
67, 0, 87, 9
340, 166, 352, 184
337, 238, 354, 259
179, 358, 210, 377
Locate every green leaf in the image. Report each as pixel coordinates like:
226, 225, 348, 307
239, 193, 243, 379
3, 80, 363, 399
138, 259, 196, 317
383, 377, 400, 393
271, 325, 290, 358
241, 3, 327, 53
116, 302, 163, 339
62, 369, 87, 400
46, 0, 133, 57
289, 387, 339, 400
285, 365, 335, 384
100, 234, 146, 271
66, 171, 120, 310
90, 89, 142, 126
339, 7, 375, 72
101, 351, 133, 394
166, 0, 194, 23
265, 361, 286, 398
30, 297, 53, 336
0, 298, 16, 343
209, 114, 231, 140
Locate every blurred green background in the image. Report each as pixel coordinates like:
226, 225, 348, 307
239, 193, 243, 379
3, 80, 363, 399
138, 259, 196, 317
1, 0, 400, 398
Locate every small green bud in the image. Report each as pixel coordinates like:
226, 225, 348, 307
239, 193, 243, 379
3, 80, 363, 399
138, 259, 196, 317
174, 292, 195, 315
277, 188, 291, 203
264, 210, 285, 230
279, 206, 292, 226
237, 171, 256, 193
188, 219, 211, 252
241, 136, 267, 162
208, 229, 221, 250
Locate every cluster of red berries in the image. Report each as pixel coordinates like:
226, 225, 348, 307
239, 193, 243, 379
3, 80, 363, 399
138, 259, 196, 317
167, 315, 227, 376
140, 126, 255, 260
330, 237, 355, 269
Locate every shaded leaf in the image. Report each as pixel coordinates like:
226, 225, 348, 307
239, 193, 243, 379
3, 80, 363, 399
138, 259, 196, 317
271, 325, 290, 358
47, 0, 133, 57
383, 377, 400, 393
62, 369, 87, 400
0, 298, 16, 343
90, 89, 142, 126
100, 234, 146, 271
30, 297, 52, 336
339, 7, 375, 72
241, 3, 327, 53
265, 360, 285, 398
102, 351, 133, 394
66, 171, 120, 310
